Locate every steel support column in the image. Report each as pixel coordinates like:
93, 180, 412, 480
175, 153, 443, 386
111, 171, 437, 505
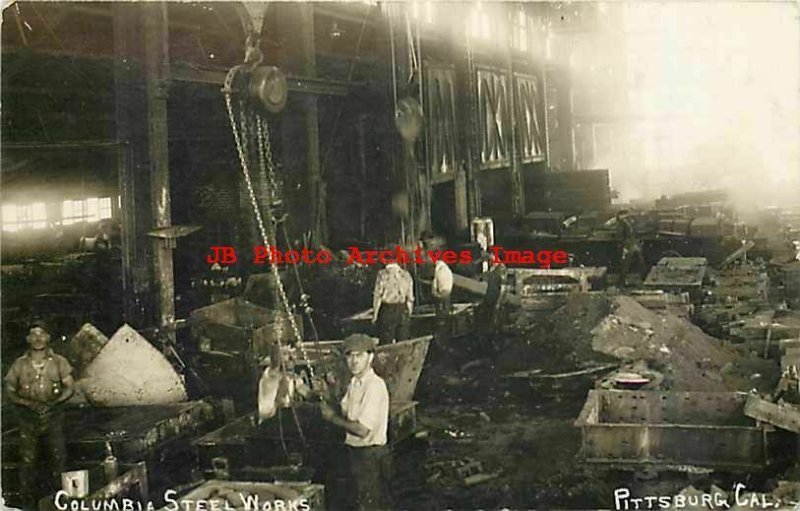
113, 3, 151, 326
143, 2, 175, 331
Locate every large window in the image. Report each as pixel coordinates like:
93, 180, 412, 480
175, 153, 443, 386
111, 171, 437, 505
411, 1, 434, 24
62, 197, 113, 225
469, 3, 492, 40
476, 68, 511, 168
512, 9, 531, 52
2, 203, 47, 232
426, 66, 458, 177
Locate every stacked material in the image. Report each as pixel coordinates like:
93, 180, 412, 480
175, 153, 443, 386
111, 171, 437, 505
498, 292, 778, 392
591, 296, 738, 391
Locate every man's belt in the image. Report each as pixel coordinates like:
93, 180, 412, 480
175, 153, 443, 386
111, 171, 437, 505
347, 444, 389, 450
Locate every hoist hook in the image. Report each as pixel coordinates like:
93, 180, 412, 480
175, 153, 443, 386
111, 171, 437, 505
227, 3, 288, 115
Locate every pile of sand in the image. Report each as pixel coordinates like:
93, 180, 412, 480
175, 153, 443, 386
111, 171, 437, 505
497, 292, 775, 392
591, 295, 739, 391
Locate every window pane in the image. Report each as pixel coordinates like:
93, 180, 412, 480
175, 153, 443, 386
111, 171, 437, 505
32, 203, 46, 221
2, 204, 16, 222
99, 197, 112, 219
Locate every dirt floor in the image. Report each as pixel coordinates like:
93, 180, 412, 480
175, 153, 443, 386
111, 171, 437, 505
395, 290, 796, 510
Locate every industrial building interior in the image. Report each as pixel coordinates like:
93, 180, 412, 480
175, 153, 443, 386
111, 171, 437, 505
1, 1, 800, 510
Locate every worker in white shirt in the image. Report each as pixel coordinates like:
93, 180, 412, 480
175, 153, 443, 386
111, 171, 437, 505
431, 259, 453, 318
372, 261, 414, 344
319, 334, 391, 510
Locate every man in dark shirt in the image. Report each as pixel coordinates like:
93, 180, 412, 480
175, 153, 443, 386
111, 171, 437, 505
5, 322, 75, 508
478, 262, 507, 333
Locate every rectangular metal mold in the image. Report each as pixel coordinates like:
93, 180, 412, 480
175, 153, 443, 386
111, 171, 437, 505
575, 390, 767, 471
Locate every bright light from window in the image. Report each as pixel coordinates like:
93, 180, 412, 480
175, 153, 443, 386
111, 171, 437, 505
411, 1, 433, 23
514, 10, 529, 52
470, 3, 491, 40
2, 202, 47, 232
618, 2, 800, 203
62, 197, 113, 226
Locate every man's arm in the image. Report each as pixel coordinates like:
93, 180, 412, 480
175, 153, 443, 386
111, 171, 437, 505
444, 266, 453, 294
405, 274, 415, 314
372, 273, 384, 323
319, 402, 371, 438
4, 379, 46, 413
52, 376, 75, 406
431, 269, 441, 298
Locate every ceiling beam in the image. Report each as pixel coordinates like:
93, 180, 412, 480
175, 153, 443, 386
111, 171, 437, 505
168, 63, 352, 96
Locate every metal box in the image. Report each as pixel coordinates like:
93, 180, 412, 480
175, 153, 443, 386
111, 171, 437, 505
190, 298, 302, 362
341, 304, 475, 339
575, 390, 768, 471
644, 257, 708, 301
189, 298, 302, 400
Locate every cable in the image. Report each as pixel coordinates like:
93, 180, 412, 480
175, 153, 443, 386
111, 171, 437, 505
318, 6, 374, 185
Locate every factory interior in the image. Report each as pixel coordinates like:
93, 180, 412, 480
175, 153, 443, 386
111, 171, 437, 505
2, 1, 800, 510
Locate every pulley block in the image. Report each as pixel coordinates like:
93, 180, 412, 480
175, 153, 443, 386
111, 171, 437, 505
249, 65, 288, 114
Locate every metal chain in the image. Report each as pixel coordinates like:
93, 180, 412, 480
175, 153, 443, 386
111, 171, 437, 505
251, 110, 310, 448
256, 117, 281, 200
259, 120, 323, 345
223, 66, 312, 377
254, 115, 314, 373
224, 66, 310, 453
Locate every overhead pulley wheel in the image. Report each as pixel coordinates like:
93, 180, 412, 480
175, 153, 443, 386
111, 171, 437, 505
249, 65, 288, 114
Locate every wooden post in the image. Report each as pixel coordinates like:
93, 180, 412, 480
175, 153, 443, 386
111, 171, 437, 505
297, 4, 325, 246
142, 3, 175, 331
459, 2, 481, 223
113, 3, 152, 326
506, 6, 524, 216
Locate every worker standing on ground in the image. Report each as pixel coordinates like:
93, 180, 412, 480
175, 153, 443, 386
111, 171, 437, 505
319, 334, 391, 511
756, 270, 770, 301
431, 258, 454, 344
616, 210, 644, 287
478, 261, 508, 333
4, 322, 75, 509
372, 260, 414, 344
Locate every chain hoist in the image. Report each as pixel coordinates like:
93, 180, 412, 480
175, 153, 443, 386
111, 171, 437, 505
222, 63, 316, 380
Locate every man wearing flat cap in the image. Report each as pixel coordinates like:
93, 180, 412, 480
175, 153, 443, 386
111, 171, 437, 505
319, 334, 391, 510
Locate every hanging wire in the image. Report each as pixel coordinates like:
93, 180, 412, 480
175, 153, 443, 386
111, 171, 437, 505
318, 5, 374, 186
